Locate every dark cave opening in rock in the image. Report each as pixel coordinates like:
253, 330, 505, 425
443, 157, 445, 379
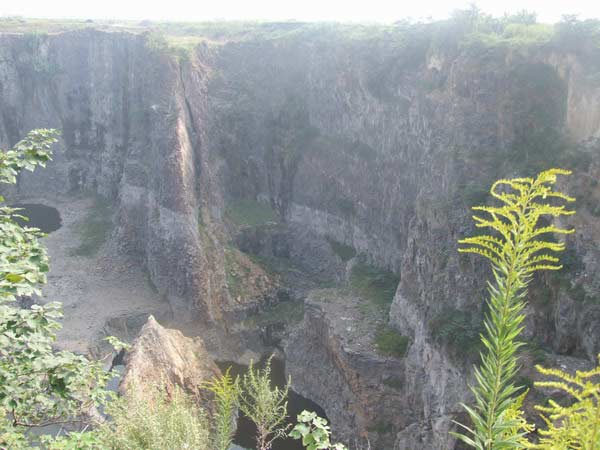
10, 203, 62, 233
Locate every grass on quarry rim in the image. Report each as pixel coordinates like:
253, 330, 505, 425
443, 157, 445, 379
0, 14, 575, 53
0, 17, 399, 41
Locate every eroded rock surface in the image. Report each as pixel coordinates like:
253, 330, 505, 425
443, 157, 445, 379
120, 315, 221, 398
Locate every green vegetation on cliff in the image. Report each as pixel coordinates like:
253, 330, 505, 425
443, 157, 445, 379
244, 301, 305, 327
350, 261, 399, 314
70, 195, 113, 256
2, 11, 599, 59
326, 237, 356, 262
429, 308, 483, 360
226, 198, 278, 228
374, 326, 409, 358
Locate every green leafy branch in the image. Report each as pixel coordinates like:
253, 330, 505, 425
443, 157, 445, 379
239, 356, 290, 450
0, 129, 117, 449
290, 410, 348, 450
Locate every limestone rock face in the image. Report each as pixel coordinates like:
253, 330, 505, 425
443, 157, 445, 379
120, 315, 221, 398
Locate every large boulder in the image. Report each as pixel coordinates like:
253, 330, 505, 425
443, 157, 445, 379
120, 315, 221, 398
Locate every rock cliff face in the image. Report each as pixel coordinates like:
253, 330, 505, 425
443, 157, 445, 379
1, 26, 600, 448
285, 290, 410, 449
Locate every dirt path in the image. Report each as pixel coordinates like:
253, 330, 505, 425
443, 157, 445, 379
22, 196, 170, 354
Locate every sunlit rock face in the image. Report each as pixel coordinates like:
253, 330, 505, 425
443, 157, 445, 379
120, 315, 221, 399
1, 27, 600, 448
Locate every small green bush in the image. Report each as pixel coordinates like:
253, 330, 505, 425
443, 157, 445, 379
374, 327, 409, 358
524, 341, 548, 364
350, 262, 399, 313
459, 182, 489, 207
290, 410, 347, 450
239, 357, 289, 450
515, 375, 534, 391
224, 248, 248, 298
429, 308, 483, 359
326, 237, 356, 262
367, 421, 394, 434
100, 386, 210, 450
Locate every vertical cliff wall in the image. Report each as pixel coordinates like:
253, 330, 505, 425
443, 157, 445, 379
0, 30, 231, 323
201, 34, 600, 446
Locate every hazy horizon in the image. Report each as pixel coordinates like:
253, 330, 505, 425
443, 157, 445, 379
1, 0, 599, 25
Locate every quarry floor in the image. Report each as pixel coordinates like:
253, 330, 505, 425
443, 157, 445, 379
23, 195, 169, 354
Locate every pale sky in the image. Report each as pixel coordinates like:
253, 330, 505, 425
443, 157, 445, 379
0, 0, 598, 24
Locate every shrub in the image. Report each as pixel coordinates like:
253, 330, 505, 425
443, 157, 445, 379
326, 237, 357, 262
290, 410, 348, 450
0, 130, 116, 448
350, 262, 399, 314
374, 327, 409, 358
244, 301, 305, 327
382, 376, 403, 389
100, 386, 210, 450
144, 31, 170, 54
238, 356, 290, 450
226, 198, 278, 227
336, 198, 356, 217
459, 182, 489, 207
430, 308, 483, 359
554, 16, 600, 54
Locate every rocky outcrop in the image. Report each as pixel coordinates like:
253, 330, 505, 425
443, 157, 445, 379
285, 290, 406, 449
120, 315, 221, 398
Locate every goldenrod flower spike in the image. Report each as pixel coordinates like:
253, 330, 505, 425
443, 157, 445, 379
453, 169, 576, 450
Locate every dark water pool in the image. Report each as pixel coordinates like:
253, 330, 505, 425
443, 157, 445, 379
218, 358, 328, 450
10, 203, 62, 233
